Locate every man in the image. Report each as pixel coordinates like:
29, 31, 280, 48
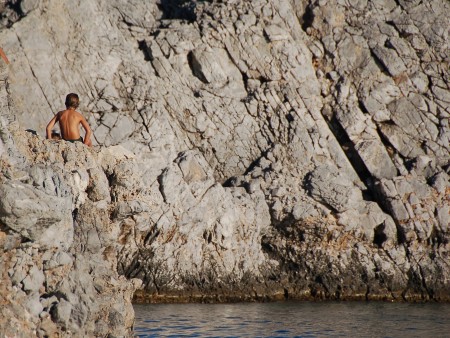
46, 93, 92, 147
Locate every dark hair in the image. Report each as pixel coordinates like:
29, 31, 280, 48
65, 93, 79, 108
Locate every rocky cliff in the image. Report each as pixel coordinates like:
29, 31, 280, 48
0, 61, 141, 336
0, 0, 449, 333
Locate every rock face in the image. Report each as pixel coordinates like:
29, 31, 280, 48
0, 0, 449, 331
0, 60, 140, 336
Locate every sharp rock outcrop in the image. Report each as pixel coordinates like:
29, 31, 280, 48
1, 59, 141, 337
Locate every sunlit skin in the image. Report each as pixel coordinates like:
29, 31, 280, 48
46, 95, 92, 147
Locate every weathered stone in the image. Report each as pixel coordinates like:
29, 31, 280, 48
52, 298, 72, 329
0, 181, 73, 249
87, 167, 111, 202
338, 201, 397, 245
431, 172, 449, 194
354, 139, 397, 179
306, 164, 363, 212
1, 3, 450, 336
22, 265, 45, 292
26, 294, 43, 317
379, 123, 424, 159
20, 0, 40, 15
373, 46, 406, 77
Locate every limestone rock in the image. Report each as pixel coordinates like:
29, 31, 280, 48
0, 56, 139, 336
0, 181, 73, 248
306, 164, 363, 212
1, 2, 449, 334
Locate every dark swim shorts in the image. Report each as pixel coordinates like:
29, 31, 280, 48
65, 137, 83, 143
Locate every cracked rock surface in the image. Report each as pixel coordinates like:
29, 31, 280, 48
1, 58, 141, 337
0, 0, 449, 333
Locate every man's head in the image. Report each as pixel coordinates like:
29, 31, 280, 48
65, 93, 79, 109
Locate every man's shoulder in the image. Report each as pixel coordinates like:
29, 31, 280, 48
74, 110, 86, 120
74, 110, 88, 121
54, 110, 65, 119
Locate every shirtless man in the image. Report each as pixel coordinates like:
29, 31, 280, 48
46, 93, 92, 147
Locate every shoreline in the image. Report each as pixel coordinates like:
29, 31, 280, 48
132, 290, 450, 304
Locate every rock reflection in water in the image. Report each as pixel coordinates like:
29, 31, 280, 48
134, 301, 450, 337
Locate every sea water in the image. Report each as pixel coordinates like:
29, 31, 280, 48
133, 301, 450, 337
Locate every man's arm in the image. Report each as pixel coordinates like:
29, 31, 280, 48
46, 113, 59, 139
80, 115, 92, 147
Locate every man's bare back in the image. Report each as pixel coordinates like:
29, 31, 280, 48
46, 93, 92, 147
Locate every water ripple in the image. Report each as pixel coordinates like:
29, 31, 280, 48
134, 301, 450, 337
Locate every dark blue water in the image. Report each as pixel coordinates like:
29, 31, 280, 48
133, 301, 450, 337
